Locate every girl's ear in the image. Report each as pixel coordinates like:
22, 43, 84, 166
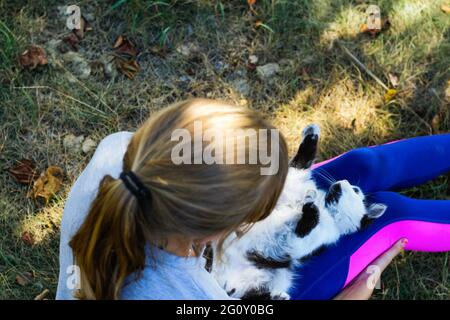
367, 203, 387, 219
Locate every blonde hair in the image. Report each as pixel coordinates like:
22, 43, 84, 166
69, 99, 289, 299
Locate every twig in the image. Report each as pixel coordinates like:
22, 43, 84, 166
336, 40, 389, 91
13, 86, 110, 120
53, 60, 116, 115
34, 288, 49, 300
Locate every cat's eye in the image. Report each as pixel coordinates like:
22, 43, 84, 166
353, 187, 360, 194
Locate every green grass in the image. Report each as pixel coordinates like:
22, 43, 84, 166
0, 0, 449, 299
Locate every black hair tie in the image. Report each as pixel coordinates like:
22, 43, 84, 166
120, 171, 151, 205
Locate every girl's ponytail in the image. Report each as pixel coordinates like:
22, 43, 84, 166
69, 174, 150, 299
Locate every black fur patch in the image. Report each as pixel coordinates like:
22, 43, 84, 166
290, 133, 319, 169
241, 287, 272, 300
246, 250, 292, 269
295, 202, 320, 238
227, 288, 236, 296
325, 183, 342, 206
360, 215, 375, 229
203, 244, 213, 273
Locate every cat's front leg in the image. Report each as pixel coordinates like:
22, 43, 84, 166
290, 124, 320, 169
289, 201, 340, 259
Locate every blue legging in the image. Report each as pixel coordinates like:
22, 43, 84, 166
289, 133, 450, 300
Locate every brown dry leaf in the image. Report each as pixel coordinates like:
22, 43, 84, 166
360, 18, 390, 37
255, 20, 263, 28
29, 166, 64, 204
19, 46, 48, 70
16, 272, 34, 286
115, 58, 140, 79
73, 16, 92, 40
62, 32, 80, 51
149, 45, 169, 58
8, 159, 38, 185
21, 231, 35, 246
113, 35, 138, 58
34, 289, 50, 300
441, 4, 450, 13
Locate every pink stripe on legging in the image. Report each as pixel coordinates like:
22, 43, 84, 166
312, 140, 402, 170
344, 220, 450, 287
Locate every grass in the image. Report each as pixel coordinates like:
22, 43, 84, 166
0, 0, 449, 299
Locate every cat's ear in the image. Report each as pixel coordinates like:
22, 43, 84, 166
367, 203, 387, 219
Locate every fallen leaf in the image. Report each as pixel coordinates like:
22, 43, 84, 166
16, 272, 33, 286
21, 231, 35, 246
73, 16, 92, 40
34, 289, 50, 300
384, 88, 397, 102
360, 18, 390, 37
113, 35, 138, 58
255, 20, 263, 28
441, 4, 450, 13
149, 45, 169, 58
388, 73, 399, 88
62, 32, 80, 51
19, 46, 48, 70
247, 0, 256, 6
115, 58, 140, 79
29, 166, 64, 204
8, 159, 38, 185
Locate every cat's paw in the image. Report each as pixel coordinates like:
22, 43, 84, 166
302, 124, 320, 140
295, 201, 320, 238
272, 292, 290, 300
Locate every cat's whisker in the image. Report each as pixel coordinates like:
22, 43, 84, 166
314, 168, 337, 184
313, 170, 334, 185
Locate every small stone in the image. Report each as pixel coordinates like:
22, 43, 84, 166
100, 55, 117, 79
214, 60, 230, 72
82, 137, 97, 154
232, 79, 251, 96
256, 63, 280, 80
176, 43, 200, 57
63, 134, 84, 152
249, 55, 258, 64
179, 75, 190, 83
62, 52, 91, 79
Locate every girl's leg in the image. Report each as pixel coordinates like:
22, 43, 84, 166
289, 191, 450, 300
312, 133, 450, 193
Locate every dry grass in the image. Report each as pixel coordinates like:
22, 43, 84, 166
0, 0, 449, 299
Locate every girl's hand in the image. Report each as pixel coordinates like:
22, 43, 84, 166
334, 238, 408, 300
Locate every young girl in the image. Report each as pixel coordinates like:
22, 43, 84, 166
56, 99, 289, 299
56, 98, 407, 300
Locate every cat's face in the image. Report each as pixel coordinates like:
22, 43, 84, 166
325, 180, 364, 211
324, 180, 386, 233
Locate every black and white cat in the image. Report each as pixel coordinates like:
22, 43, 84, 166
208, 124, 387, 300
